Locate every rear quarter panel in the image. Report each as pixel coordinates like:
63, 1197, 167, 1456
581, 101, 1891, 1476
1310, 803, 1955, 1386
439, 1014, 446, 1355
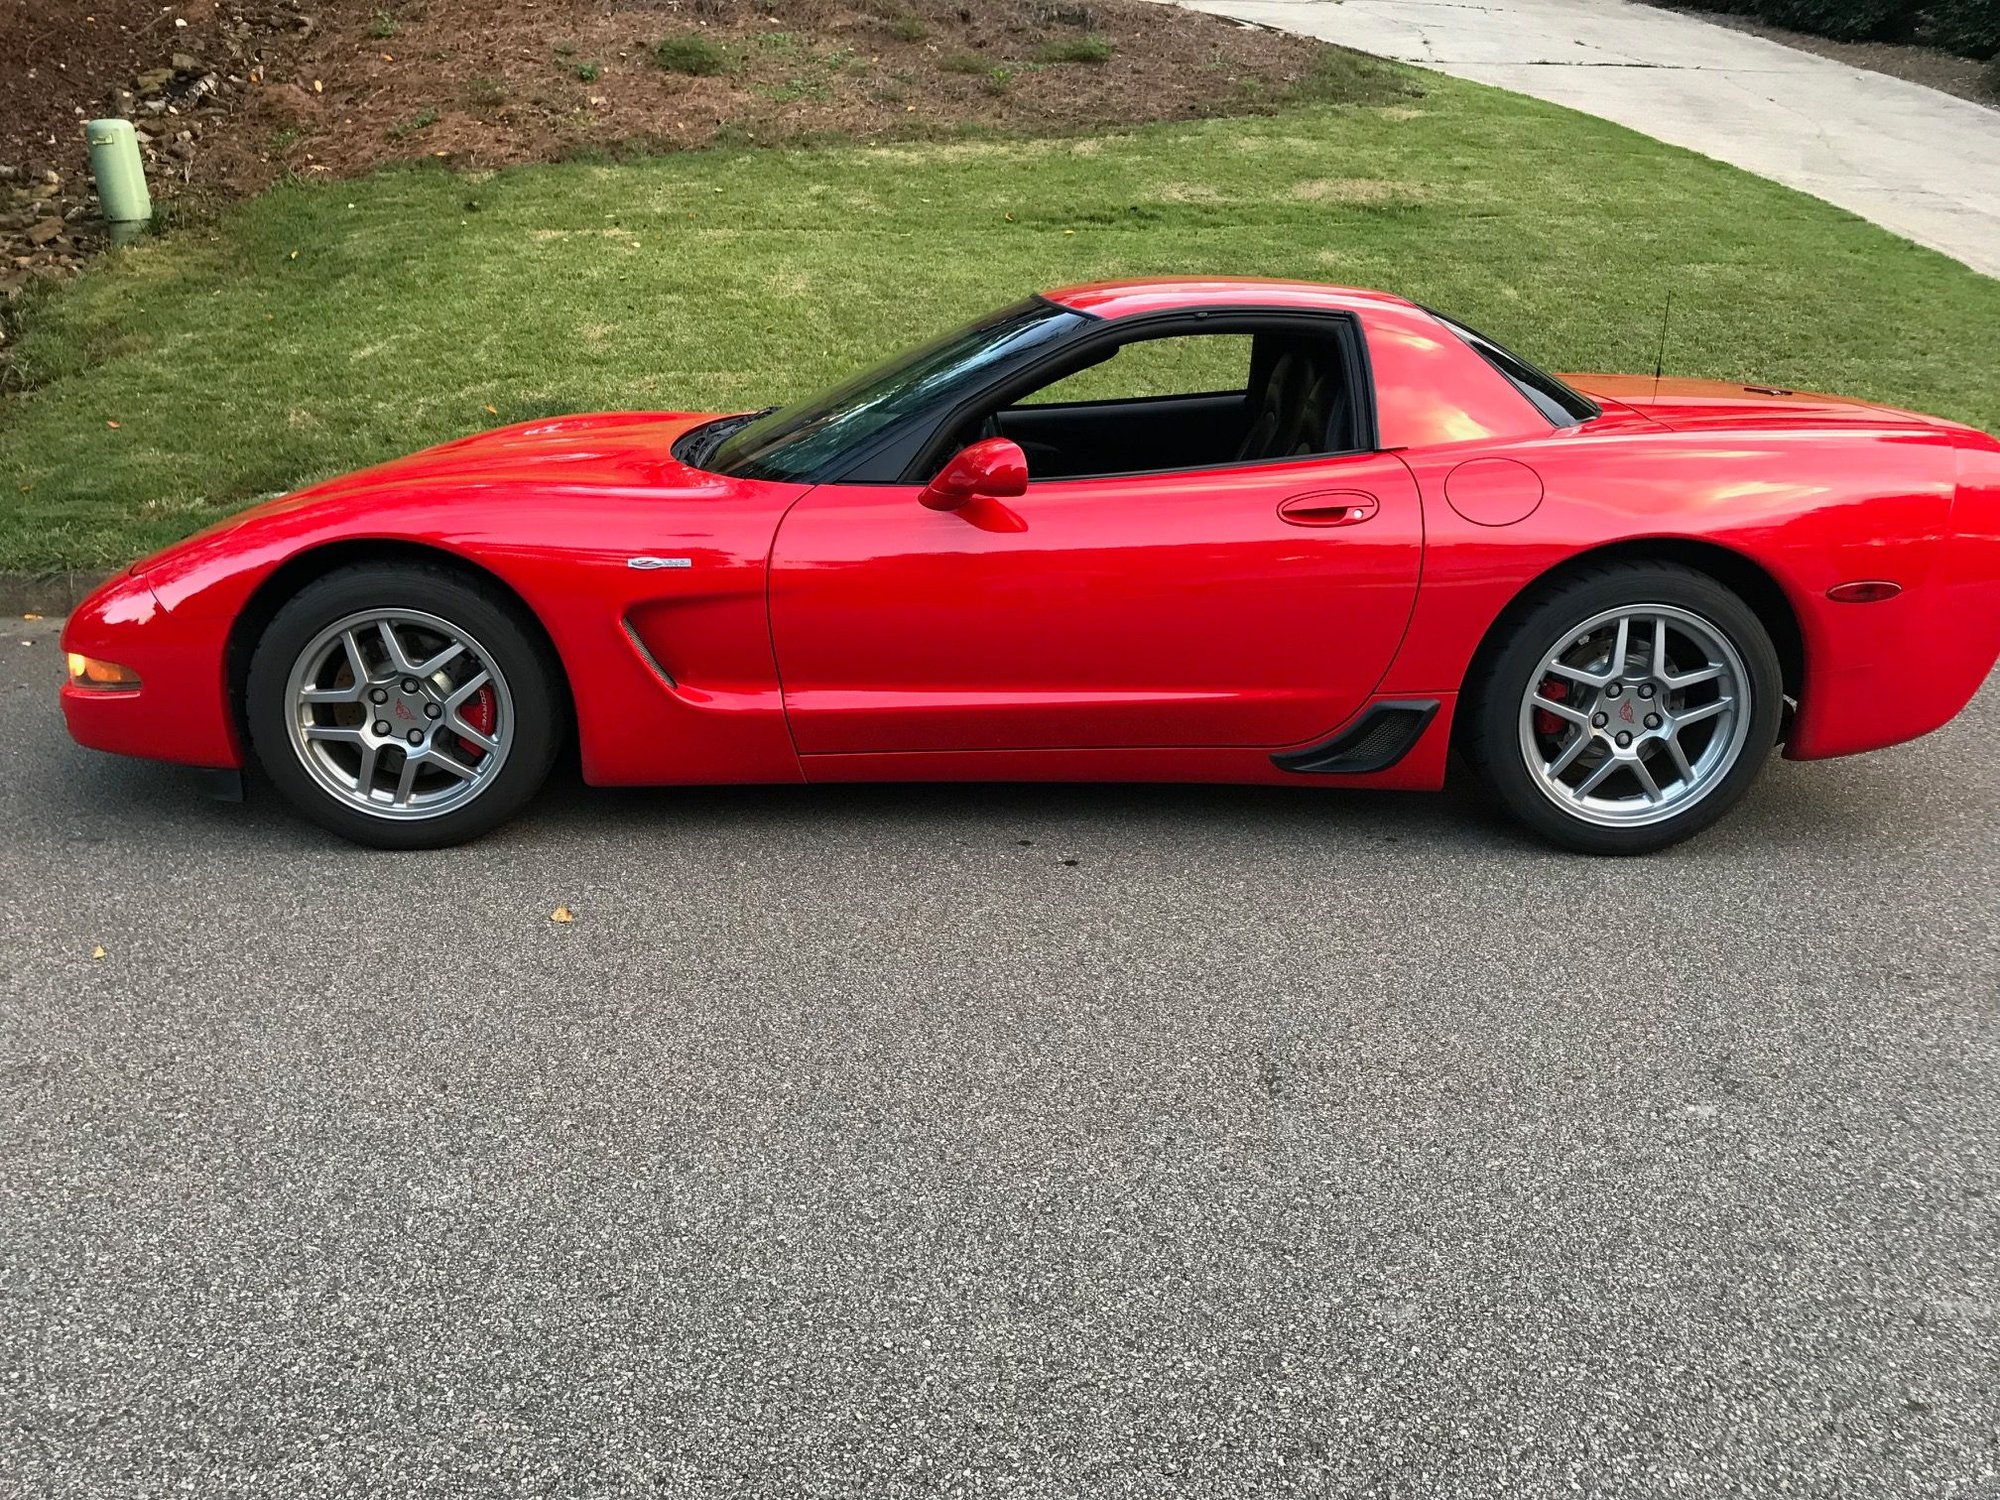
1379, 420, 1981, 758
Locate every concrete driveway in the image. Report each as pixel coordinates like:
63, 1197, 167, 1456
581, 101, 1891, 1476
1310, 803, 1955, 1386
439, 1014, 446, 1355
1170, 0, 2000, 278
4, 613, 1998, 1496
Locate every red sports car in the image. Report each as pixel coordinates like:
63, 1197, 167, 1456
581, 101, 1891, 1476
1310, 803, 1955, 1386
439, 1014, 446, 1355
60, 278, 2000, 853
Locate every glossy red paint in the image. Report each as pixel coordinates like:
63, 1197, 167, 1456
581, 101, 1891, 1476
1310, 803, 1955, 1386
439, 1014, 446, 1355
59, 278, 2000, 805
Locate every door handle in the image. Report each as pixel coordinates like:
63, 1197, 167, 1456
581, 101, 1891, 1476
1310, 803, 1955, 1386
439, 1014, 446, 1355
1278, 490, 1379, 528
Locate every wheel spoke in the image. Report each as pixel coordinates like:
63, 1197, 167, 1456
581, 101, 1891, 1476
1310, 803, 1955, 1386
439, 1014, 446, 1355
376, 620, 419, 675
1674, 695, 1733, 728
1609, 615, 1632, 675
300, 684, 364, 708
302, 724, 365, 745
1651, 616, 1669, 676
1546, 731, 1590, 777
354, 742, 380, 796
425, 745, 480, 781
1630, 754, 1663, 803
1533, 690, 1592, 727
393, 752, 422, 806
448, 716, 499, 754
444, 669, 491, 712
341, 629, 373, 685
1573, 757, 1621, 799
412, 641, 466, 679
1664, 733, 1696, 785
1547, 660, 1611, 688
1664, 662, 1725, 690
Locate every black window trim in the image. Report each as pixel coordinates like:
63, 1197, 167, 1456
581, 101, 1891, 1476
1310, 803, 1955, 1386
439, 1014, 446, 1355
828, 306, 1381, 488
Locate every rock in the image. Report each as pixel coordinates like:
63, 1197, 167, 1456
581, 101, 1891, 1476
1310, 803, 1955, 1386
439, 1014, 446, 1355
135, 67, 175, 93
172, 52, 201, 72
25, 218, 65, 246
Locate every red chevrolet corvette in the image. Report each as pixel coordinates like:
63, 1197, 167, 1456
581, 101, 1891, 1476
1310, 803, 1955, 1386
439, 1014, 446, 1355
60, 278, 2000, 853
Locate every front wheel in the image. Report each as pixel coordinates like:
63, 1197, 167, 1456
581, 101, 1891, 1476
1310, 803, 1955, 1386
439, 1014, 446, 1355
245, 563, 564, 849
1462, 562, 1784, 854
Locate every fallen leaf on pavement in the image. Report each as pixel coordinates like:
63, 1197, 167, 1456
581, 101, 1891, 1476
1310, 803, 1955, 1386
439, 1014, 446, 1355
551, 906, 575, 924
91, 946, 106, 960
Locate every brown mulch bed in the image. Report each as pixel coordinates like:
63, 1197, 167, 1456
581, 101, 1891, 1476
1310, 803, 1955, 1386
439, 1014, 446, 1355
1, 0, 1339, 325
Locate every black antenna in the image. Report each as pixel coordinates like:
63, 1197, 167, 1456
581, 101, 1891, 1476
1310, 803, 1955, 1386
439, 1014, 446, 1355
1652, 288, 1673, 400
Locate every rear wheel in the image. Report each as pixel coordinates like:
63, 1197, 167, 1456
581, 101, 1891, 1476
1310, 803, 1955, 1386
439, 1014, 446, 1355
245, 564, 563, 848
1463, 562, 1783, 854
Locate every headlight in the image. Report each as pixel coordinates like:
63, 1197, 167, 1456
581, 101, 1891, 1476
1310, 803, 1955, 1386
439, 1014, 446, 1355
66, 653, 142, 690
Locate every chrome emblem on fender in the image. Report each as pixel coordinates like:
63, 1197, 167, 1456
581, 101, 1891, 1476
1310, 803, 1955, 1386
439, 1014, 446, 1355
626, 556, 692, 570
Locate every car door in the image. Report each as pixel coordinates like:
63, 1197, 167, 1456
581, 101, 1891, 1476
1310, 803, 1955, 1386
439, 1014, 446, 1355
765, 449, 1423, 756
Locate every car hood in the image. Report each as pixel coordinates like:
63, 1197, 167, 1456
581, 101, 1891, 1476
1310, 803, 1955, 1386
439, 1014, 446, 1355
286, 410, 728, 503
1565, 374, 1962, 433
123, 410, 742, 605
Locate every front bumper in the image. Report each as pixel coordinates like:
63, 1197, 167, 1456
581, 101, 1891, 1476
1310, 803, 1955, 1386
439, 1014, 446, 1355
59, 569, 242, 769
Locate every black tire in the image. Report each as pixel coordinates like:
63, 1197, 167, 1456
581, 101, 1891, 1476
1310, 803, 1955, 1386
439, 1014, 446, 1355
1461, 561, 1783, 855
245, 563, 564, 849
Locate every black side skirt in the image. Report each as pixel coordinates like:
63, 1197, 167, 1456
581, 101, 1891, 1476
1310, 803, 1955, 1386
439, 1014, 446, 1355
1271, 700, 1441, 776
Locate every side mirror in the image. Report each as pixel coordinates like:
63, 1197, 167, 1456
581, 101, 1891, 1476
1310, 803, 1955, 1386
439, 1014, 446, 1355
918, 437, 1028, 512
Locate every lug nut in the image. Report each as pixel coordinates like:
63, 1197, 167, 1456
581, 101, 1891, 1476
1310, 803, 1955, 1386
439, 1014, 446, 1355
369, 687, 388, 704
1616, 731, 1633, 747
407, 728, 424, 745
1638, 684, 1655, 699
373, 720, 391, 736
1606, 683, 1623, 699
1592, 712, 1609, 728
401, 678, 419, 693
1645, 713, 1662, 730
424, 702, 442, 719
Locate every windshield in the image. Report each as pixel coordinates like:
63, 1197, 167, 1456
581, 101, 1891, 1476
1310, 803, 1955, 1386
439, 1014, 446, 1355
703, 297, 1088, 481
1430, 310, 1600, 426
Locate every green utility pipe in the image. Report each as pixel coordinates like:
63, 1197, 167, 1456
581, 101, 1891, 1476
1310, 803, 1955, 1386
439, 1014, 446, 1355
85, 118, 152, 224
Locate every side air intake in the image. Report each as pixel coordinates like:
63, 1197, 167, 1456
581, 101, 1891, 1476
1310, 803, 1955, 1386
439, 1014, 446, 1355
1271, 700, 1440, 775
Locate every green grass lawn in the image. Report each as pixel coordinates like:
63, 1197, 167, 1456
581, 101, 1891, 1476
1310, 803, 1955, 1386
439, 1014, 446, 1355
4, 67, 1998, 573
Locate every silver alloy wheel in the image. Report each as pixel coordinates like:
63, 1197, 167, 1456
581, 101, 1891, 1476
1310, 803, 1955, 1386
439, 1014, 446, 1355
284, 608, 515, 821
1517, 603, 1750, 828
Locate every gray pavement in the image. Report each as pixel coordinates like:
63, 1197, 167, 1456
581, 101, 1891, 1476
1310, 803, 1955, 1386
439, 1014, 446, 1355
1167, 0, 2000, 279
3, 613, 1997, 1497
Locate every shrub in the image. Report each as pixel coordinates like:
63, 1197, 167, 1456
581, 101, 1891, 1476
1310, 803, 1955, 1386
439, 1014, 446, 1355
1034, 33, 1113, 64
654, 34, 730, 75
1922, 0, 2000, 57
940, 50, 989, 73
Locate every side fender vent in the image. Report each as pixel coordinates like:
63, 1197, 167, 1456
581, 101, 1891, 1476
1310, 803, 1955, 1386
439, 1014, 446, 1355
1272, 700, 1440, 775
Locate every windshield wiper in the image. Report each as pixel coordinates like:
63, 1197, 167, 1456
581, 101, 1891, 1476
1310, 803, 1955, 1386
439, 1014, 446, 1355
676, 406, 776, 471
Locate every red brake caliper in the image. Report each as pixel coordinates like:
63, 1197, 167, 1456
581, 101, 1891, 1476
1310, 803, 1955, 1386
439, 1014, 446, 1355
458, 684, 497, 759
1534, 678, 1567, 738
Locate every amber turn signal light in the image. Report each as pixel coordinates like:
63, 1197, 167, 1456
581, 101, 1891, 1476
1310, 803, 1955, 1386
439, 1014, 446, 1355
66, 652, 142, 689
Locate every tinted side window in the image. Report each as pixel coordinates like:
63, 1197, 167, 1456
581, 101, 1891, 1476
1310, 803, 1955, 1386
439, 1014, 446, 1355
1018, 334, 1254, 406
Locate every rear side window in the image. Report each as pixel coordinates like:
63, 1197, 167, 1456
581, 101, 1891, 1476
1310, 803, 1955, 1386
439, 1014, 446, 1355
1430, 311, 1600, 426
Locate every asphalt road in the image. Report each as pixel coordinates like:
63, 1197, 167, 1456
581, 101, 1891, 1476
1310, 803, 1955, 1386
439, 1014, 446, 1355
3, 614, 1996, 1499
